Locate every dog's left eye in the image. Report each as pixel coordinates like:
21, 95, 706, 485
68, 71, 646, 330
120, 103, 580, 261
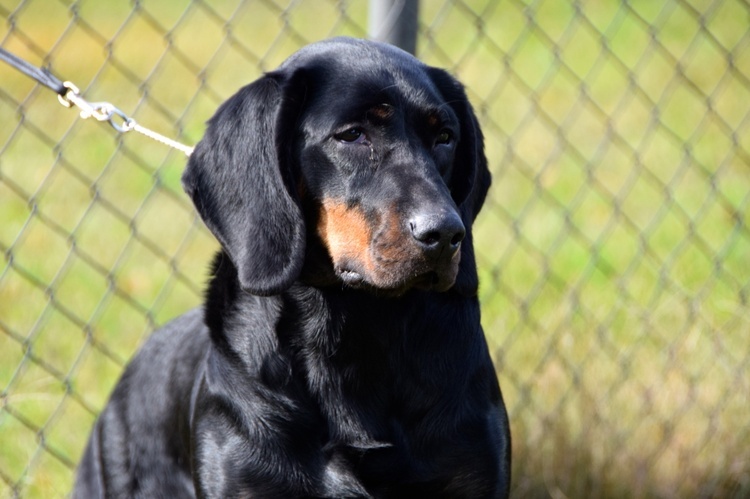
435, 130, 453, 146
335, 128, 367, 144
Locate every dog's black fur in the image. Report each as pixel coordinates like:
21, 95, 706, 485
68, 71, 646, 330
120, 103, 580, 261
74, 37, 510, 498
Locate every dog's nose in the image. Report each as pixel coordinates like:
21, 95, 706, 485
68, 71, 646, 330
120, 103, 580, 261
410, 211, 465, 258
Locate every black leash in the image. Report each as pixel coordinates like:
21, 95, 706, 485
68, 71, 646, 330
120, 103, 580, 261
0, 47, 66, 95
0, 47, 194, 156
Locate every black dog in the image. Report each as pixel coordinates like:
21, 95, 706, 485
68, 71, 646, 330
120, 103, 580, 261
74, 37, 510, 498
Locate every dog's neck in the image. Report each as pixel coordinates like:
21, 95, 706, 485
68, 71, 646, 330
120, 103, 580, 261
202, 250, 485, 448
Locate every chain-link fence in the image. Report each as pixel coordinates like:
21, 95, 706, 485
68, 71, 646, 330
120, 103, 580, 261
1, 0, 748, 497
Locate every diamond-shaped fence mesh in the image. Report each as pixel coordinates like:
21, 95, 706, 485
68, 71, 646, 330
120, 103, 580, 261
0, 0, 748, 497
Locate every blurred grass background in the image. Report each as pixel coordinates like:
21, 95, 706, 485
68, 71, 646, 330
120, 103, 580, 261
1, 0, 748, 497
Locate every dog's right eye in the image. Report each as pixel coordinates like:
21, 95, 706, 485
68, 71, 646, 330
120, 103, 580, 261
335, 128, 366, 143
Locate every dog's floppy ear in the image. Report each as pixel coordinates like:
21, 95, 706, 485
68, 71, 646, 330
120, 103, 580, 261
182, 71, 306, 296
427, 67, 492, 296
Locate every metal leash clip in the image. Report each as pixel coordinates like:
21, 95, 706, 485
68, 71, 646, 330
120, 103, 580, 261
56, 80, 193, 155
58, 81, 135, 133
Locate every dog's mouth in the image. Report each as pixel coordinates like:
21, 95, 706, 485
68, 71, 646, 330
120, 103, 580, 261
337, 268, 365, 287
315, 197, 464, 295
334, 264, 456, 295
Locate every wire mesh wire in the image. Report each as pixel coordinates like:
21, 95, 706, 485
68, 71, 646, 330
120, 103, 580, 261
1, 1, 748, 497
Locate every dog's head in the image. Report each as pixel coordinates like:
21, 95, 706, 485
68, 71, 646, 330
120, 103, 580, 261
183, 38, 490, 297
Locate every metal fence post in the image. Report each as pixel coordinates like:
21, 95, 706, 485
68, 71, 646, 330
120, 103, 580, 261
368, 0, 419, 54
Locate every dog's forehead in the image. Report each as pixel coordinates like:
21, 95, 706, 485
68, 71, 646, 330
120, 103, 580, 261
282, 38, 444, 109
281, 37, 416, 72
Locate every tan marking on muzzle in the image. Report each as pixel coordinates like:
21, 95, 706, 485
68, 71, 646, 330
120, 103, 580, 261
372, 205, 416, 265
317, 199, 373, 268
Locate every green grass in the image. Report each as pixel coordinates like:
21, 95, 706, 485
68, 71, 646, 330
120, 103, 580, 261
1, 0, 749, 497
